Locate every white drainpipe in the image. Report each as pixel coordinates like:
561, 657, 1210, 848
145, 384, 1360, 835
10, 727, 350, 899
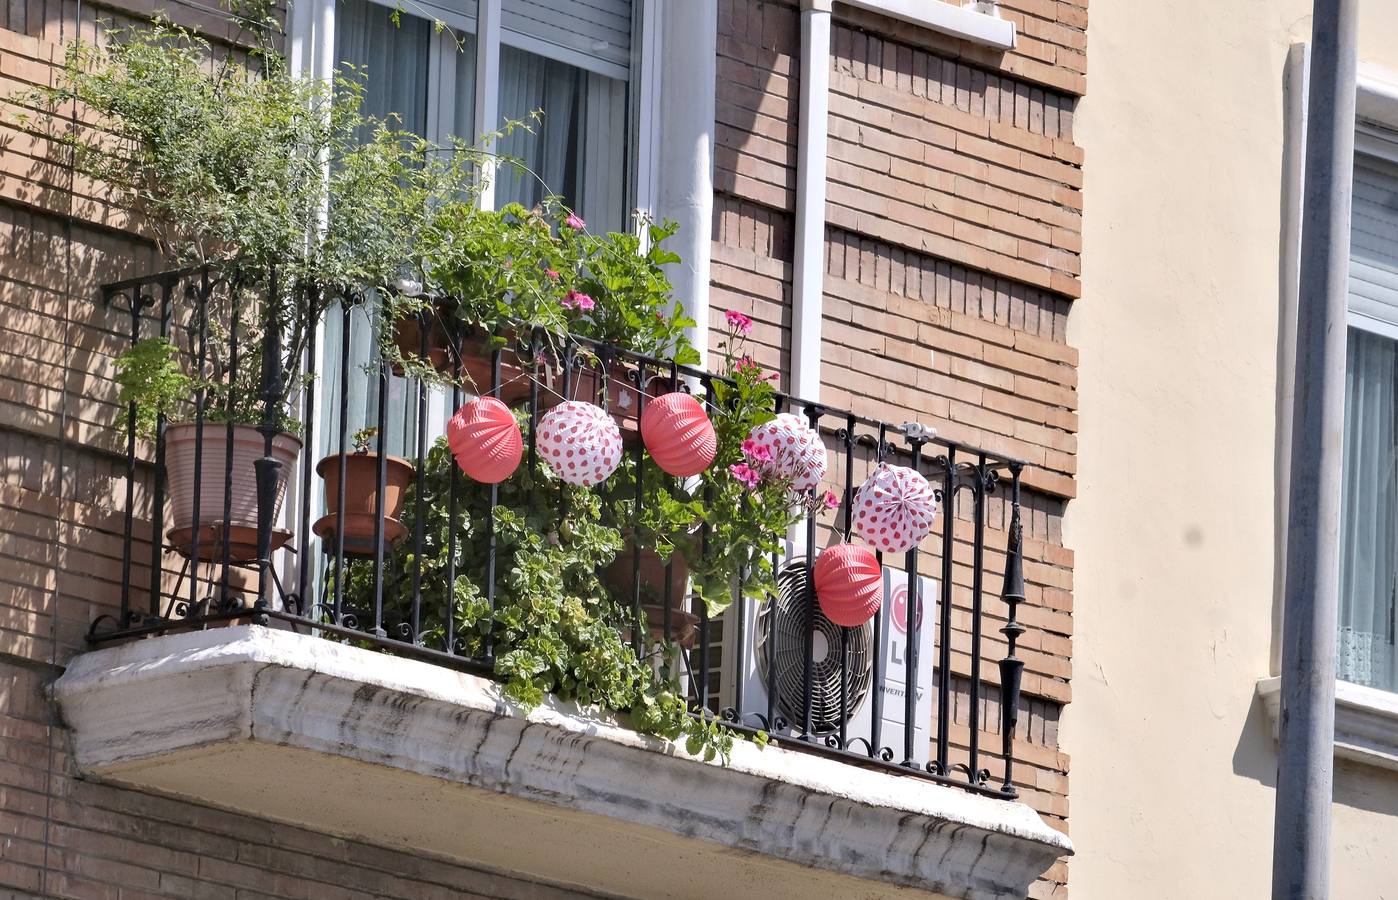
792, 0, 833, 402
789, 2, 1015, 402
658, 0, 718, 369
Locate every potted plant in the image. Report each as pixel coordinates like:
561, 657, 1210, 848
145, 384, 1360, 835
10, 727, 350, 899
313, 427, 415, 556
398, 201, 700, 437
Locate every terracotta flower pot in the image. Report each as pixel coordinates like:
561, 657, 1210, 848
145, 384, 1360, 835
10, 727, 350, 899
312, 452, 416, 558
164, 423, 302, 563
605, 544, 698, 648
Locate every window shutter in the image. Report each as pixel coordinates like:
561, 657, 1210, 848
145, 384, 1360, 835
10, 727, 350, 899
502, 0, 632, 80
1350, 154, 1398, 329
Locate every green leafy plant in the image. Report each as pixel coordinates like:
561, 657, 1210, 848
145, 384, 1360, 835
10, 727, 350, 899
18, 19, 486, 432
112, 337, 192, 440
333, 435, 743, 762
684, 313, 826, 616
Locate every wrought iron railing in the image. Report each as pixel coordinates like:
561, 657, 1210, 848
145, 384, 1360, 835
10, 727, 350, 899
92, 266, 1031, 799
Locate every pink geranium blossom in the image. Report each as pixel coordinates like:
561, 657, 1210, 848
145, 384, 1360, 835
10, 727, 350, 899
564, 213, 586, 230
735, 356, 762, 376
544, 268, 560, 281
729, 462, 762, 489
823, 490, 840, 510
563, 290, 595, 311
741, 438, 772, 464
725, 309, 753, 335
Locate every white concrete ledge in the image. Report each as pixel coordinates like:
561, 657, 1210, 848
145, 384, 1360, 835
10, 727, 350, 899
56, 627, 1069, 900
1258, 676, 1398, 773
838, 0, 1016, 51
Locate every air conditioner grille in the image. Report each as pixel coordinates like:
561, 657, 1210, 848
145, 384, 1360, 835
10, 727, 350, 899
753, 561, 873, 733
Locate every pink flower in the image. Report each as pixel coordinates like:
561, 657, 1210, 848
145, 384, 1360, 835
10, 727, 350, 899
563, 290, 595, 311
735, 356, 762, 377
544, 268, 560, 281
729, 462, 762, 489
823, 490, 840, 510
725, 309, 753, 335
564, 213, 586, 230
741, 438, 772, 464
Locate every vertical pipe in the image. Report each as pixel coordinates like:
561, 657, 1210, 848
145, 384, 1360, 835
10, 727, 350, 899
411, 309, 428, 643
967, 454, 988, 781
1274, 1, 1357, 896
474, 0, 502, 212
657, 0, 716, 367
791, 0, 831, 401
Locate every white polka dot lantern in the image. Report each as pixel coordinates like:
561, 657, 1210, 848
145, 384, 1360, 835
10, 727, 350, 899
536, 401, 623, 487
851, 463, 939, 555
746, 412, 828, 492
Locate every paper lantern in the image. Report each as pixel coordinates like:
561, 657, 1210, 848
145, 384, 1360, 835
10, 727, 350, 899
814, 543, 884, 627
851, 463, 939, 555
537, 400, 623, 486
448, 397, 523, 484
641, 392, 716, 477
746, 412, 828, 491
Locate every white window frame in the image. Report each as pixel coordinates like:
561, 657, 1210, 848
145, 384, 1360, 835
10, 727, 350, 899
292, 0, 660, 220
1268, 49, 1398, 771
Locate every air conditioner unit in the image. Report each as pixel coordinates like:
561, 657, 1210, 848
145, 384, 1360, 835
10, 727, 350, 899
720, 544, 937, 764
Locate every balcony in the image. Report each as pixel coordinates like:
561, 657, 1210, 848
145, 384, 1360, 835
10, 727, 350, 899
57, 265, 1071, 899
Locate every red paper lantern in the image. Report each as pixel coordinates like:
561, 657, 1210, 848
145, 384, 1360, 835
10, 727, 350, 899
641, 392, 716, 477
813, 543, 884, 627
448, 396, 523, 483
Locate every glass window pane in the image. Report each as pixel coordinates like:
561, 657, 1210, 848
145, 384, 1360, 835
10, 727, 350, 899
1339, 326, 1398, 691
495, 44, 628, 233
335, 0, 433, 137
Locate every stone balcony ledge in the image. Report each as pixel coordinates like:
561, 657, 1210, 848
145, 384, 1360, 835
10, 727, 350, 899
54, 626, 1071, 900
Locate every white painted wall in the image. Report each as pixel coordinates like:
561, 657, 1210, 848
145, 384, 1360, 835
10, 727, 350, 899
1069, 0, 1398, 896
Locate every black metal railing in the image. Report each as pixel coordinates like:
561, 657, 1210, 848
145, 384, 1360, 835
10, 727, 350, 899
92, 266, 1031, 800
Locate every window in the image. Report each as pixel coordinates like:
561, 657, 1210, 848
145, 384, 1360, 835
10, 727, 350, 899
1339, 133, 1398, 692
325, 0, 634, 232
303, 0, 642, 460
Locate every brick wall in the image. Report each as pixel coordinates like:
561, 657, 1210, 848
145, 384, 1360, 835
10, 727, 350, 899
709, 2, 1082, 895
0, 0, 1083, 896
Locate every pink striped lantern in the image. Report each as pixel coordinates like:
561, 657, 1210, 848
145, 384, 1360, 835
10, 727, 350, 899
814, 543, 884, 627
641, 392, 717, 477
448, 397, 523, 484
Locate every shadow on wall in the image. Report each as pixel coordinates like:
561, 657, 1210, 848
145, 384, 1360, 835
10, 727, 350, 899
1232, 689, 1280, 790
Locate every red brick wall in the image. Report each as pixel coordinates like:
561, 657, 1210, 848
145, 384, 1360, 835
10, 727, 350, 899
709, 2, 1082, 894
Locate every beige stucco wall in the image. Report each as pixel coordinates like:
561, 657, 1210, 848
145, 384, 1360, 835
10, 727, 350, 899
1068, 0, 1398, 897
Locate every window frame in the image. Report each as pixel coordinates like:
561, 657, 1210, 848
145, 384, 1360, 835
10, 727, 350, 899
292, 0, 658, 220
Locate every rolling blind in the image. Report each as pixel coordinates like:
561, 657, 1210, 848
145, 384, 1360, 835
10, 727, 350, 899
1350, 153, 1398, 328
502, 0, 632, 79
